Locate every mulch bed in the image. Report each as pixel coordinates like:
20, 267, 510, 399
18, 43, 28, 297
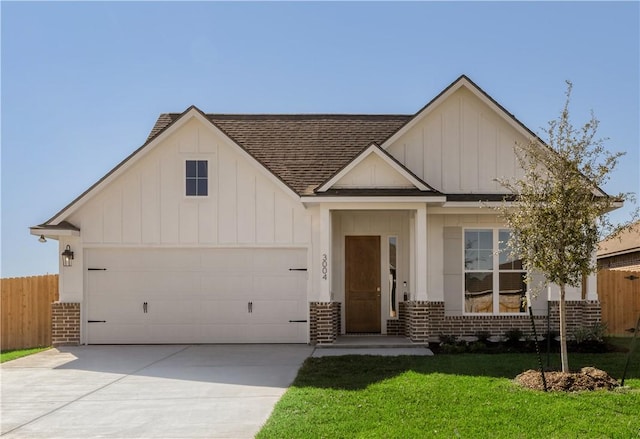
515, 367, 620, 392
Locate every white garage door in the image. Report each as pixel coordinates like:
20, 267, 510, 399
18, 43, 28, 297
86, 248, 308, 344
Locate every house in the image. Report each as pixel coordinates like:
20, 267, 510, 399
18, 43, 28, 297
597, 222, 640, 335
31, 75, 603, 346
597, 221, 640, 271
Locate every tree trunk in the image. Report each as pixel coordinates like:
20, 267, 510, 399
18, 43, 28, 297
559, 285, 569, 372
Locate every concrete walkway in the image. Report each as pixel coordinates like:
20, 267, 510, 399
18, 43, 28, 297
1, 345, 313, 439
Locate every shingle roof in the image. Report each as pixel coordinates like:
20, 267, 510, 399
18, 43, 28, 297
598, 221, 640, 258
146, 113, 411, 194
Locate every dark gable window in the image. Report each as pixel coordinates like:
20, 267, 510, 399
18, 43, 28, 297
186, 160, 208, 196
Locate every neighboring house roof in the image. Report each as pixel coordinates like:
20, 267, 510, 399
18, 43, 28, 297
597, 221, 640, 259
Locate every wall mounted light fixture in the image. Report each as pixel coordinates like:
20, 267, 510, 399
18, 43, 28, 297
61, 245, 74, 267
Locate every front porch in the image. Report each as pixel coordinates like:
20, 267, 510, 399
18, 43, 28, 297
309, 300, 602, 346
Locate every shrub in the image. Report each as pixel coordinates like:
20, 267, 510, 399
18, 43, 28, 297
439, 334, 457, 345
469, 341, 488, 353
475, 330, 491, 344
504, 328, 524, 345
573, 323, 607, 344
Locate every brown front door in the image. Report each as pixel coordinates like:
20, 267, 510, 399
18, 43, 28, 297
345, 236, 381, 333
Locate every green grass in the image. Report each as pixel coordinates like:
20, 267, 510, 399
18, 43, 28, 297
257, 352, 640, 439
0, 347, 50, 363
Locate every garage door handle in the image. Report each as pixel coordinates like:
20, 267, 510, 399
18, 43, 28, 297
289, 320, 307, 323
289, 268, 307, 271
248, 302, 253, 313
143, 302, 148, 313
88, 320, 107, 323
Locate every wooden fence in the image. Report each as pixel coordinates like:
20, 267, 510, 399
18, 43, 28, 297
599, 269, 640, 336
1, 275, 59, 350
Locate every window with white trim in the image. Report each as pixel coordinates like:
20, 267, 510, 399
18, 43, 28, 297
185, 160, 208, 196
464, 229, 526, 314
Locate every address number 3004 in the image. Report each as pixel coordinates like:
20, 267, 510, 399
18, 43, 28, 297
321, 254, 328, 280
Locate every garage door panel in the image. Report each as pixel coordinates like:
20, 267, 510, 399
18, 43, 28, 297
201, 275, 253, 296
86, 248, 308, 344
88, 295, 143, 324
199, 300, 249, 324
252, 275, 302, 298
89, 324, 149, 344
250, 300, 304, 324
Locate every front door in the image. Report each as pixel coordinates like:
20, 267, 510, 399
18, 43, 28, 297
345, 236, 381, 333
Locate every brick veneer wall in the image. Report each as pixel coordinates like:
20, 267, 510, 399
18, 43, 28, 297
51, 302, 80, 346
403, 300, 601, 343
309, 302, 341, 345
386, 302, 406, 335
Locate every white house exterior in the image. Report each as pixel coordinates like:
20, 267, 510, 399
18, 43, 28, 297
31, 75, 602, 346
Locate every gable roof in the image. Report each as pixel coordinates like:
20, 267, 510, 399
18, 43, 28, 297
315, 142, 437, 193
147, 113, 411, 195
34, 74, 613, 231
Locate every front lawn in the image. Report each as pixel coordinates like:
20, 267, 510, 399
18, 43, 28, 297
0, 347, 50, 363
257, 352, 640, 439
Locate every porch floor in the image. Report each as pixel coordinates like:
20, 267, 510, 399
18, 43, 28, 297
328, 335, 429, 348
312, 335, 433, 357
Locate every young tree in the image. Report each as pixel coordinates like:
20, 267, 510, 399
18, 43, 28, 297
496, 81, 635, 372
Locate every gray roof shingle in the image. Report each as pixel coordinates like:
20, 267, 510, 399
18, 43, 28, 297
147, 113, 411, 194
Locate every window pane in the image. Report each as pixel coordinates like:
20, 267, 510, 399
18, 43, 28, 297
197, 178, 208, 196
465, 272, 493, 313
478, 230, 493, 250
186, 160, 197, 178
197, 160, 208, 178
477, 250, 493, 270
186, 179, 196, 196
464, 249, 478, 270
499, 272, 526, 313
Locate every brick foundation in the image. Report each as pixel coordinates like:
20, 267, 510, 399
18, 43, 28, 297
51, 302, 80, 346
309, 302, 341, 345
307, 299, 600, 345
402, 300, 601, 343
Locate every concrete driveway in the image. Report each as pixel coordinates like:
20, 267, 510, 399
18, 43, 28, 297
1, 344, 313, 438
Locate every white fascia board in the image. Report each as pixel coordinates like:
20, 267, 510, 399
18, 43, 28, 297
382, 77, 537, 150
30, 229, 79, 238
49, 108, 301, 224
48, 108, 205, 224
301, 196, 446, 205
317, 143, 430, 192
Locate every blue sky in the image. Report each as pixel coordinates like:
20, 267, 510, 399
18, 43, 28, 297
2, 1, 639, 277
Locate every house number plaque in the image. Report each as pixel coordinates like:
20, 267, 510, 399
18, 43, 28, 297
321, 254, 328, 280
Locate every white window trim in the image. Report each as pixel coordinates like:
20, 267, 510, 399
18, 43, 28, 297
184, 159, 210, 198
462, 227, 527, 316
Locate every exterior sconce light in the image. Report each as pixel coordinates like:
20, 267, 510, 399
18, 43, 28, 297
61, 245, 74, 267
38, 235, 47, 243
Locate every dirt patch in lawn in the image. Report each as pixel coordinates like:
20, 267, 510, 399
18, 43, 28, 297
515, 367, 620, 392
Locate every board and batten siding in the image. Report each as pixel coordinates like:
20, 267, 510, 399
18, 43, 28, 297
333, 153, 415, 189
69, 118, 311, 246
386, 86, 527, 193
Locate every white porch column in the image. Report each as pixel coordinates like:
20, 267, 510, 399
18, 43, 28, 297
318, 205, 332, 302
414, 204, 428, 300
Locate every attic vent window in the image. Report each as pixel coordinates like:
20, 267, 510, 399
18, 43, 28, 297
186, 160, 208, 196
